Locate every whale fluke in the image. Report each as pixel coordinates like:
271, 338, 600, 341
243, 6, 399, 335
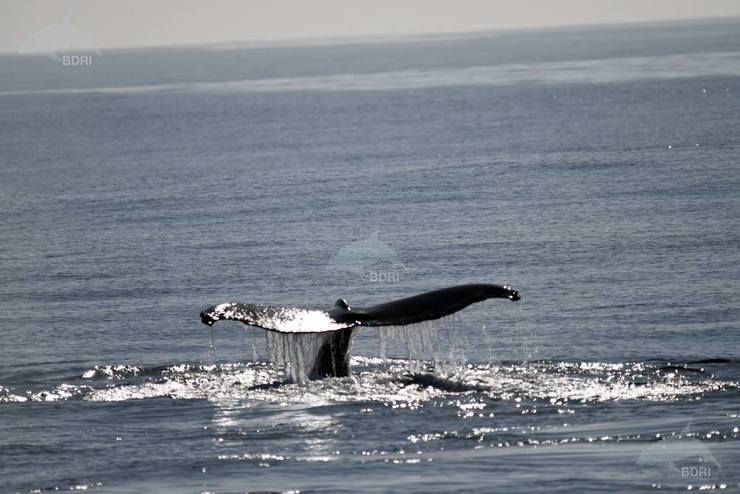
200, 283, 520, 380
329, 283, 520, 327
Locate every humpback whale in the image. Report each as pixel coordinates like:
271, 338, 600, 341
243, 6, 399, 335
200, 283, 520, 380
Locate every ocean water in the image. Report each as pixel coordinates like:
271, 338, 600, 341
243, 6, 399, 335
1, 19, 740, 493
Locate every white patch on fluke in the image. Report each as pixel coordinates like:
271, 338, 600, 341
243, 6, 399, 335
269, 310, 347, 333
210, 303, 350, 333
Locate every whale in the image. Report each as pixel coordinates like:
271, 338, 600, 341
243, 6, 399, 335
200, 283, 520, 380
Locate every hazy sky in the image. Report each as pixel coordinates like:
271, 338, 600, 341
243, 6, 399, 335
3, 0, 740, 53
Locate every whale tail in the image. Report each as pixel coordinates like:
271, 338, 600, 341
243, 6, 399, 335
200, 283, 520, 381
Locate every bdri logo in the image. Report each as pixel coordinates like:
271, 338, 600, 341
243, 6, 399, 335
637, 424, 720, 482
18, 15, 101, 65
326, 231, 406, 283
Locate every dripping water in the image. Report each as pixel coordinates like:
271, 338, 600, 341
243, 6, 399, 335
378, 320, 439, 372
243, 327, 259, 362
208, 326, 216, 364
251, 333, 259, 362
474, 312, 497, 364
265, 332, 329, 384
446, 313, 467, 369
517, 298, 537, 360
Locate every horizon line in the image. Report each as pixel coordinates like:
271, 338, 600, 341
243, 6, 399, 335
3, 14, 740, 56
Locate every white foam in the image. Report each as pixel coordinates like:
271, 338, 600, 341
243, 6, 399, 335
3, 359, 734, 405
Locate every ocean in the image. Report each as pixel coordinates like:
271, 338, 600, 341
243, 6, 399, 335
1, 18, 739, 493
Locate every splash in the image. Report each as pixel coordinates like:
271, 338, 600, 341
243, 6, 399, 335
1, 359, 736, 405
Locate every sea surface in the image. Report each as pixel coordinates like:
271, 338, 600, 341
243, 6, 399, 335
1, 18, 740, 493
